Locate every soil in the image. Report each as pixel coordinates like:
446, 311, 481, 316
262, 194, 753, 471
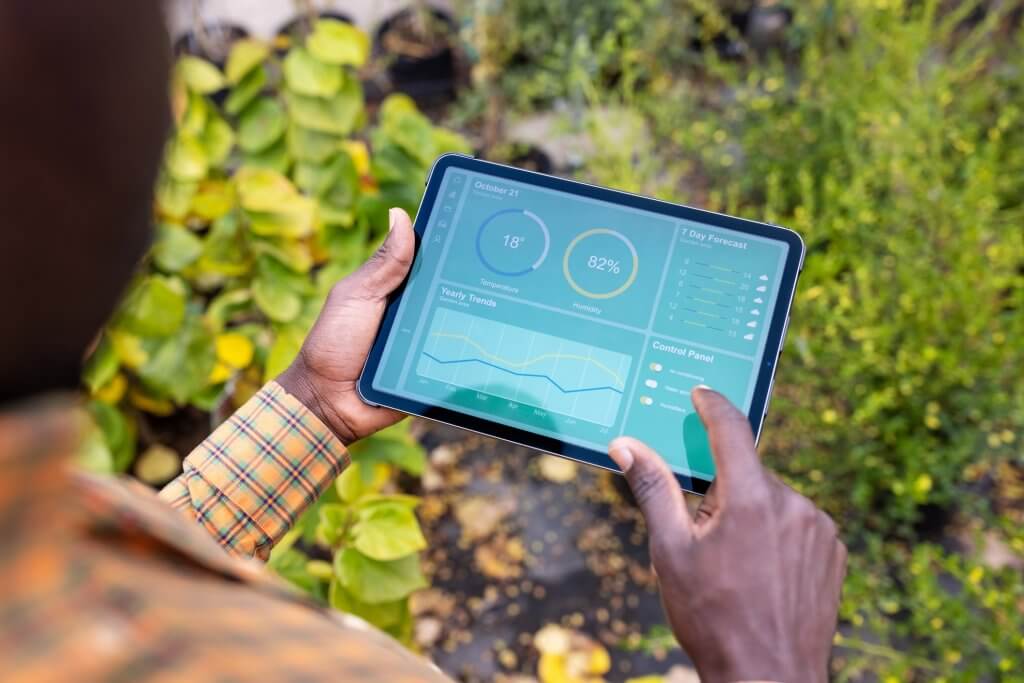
413, 422, 694, 681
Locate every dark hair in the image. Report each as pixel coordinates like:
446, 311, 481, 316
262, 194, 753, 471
0, 1, 172, 403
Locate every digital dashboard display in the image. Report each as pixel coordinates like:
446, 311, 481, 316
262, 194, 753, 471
369, 165, 790, 480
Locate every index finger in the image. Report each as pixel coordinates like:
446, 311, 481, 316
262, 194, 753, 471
691, 386, 764, 500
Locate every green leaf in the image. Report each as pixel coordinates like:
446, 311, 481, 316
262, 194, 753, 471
166, 135, 209, 181
238, 97, 287, 153
245, 195, 316, 238
348, 425, 426, 475
235, 166, 299, 211
351, 501, 427, 561
204, 289, 253, 332
242, 137, 291, 174
153, 223, 203, 272
225, 65, 268, 116
253, 278, 302, 323
334, 548, 426, 604
226, 39, 270, 84
89, 401, 136, 472
328, 581, 408, 629
284, 46, 343, 97
250, 236, 313, 273
181, 92, 209, 137
137, 314, 216, 403
156, 176, 198, 220
200, 114, 235, 167
198, 214, 251, 277
285, 78, 362, 135
308, 20, 370, 66
177, 56, 225, 94
83, 335, 119, 393
383, 110, 436, 167
116, 275, 187, 337
77, 426, 114, 474
287, 123, 342, 163
264, 325, 306, 380
316, 503, 350, 547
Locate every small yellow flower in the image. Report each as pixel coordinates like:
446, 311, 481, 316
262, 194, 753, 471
822, 409, 838, 424
930, 617, 944, 630
924, 415, 941, 430
913, 474, 933, 496
1001, 430, 1016, 444
944, 650, 961, 665
987, 433, 1003, 448
968, 566, 984, 586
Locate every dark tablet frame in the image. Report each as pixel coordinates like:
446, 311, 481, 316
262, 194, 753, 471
358, 154, 805, 495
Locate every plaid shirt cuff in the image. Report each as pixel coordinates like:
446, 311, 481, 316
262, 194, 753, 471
160, 381, 349, 560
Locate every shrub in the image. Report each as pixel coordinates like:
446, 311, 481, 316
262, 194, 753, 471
80, 20, 470, 641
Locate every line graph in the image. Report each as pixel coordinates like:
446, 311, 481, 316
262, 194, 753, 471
417, 308, 632, 426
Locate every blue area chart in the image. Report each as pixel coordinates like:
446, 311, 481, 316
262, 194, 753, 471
416, 308, 632, 427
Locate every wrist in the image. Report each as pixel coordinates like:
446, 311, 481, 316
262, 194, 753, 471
276, 357, 357, 446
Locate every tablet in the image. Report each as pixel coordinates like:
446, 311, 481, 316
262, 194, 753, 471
359, 154, 804, 494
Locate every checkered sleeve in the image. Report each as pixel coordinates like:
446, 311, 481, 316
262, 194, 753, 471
159, 381, 349, 560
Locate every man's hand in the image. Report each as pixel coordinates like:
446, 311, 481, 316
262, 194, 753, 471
277, 208, 414, 445
608, 387, 846, 683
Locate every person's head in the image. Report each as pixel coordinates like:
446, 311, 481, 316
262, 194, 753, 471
0, 1, 172, 404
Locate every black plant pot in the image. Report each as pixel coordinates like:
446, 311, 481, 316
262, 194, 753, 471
374, 8, 459, 105
174, 23, 250, 69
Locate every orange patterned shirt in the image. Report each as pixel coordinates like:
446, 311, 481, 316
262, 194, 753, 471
0, 383, 450, 683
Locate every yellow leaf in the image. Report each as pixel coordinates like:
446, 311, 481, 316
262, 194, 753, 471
93, 373, 127, 404
215, 332, 255, 369
109, 331, 149, 369
135, 444, 181, 485
208, 361, 233, 384
129, 388, 175, 416
342, 140, 371, 176
539, 653, 570, 683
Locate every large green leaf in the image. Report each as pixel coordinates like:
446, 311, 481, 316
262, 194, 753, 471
82, 335, 119, 394
334, 548, 426, 604
287, 123, 342, 163
242, 137, 291, 174
156, 176, 198, 219
383, 110, 436, 167
201, 114, 235, 167
204, 289, 253, 332
115, 275, 187, 337
348, 425, 426, 476
283, 46, 343, 97
225, 65, 268, 116
235, 166, 299, 212
238, 97, 287, 153
351, 501, 427, 561
226, 39, 270, 84
166, 135, 209, 181
253, 278, 302, 323
245, 195, 316, 238
198, 214, 251, 277
89, 401, 136, 472
137, 314, 216, 403
180, 92, 209, 137
308, 20, 370, 66
329, 581, 408, 629
177, 56, 225, 94
285, 78, 362, 135
153, 223, 203, 273
316, 503, 350, 547
250, 236, 313, 273
264, 325, 306, 380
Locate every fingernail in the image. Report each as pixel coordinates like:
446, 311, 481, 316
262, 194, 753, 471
693, 384, 712, 393
388, 208, 398, 232
609, 445, 634, 472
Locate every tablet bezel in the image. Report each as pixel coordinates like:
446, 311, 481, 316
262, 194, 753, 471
358, 154, 805, 495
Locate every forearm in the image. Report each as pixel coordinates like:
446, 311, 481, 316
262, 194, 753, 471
160, 381, 349, 560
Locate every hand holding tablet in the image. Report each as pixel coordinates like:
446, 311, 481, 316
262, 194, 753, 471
359, 154, 805, 494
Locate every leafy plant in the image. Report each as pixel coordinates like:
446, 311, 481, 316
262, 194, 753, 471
81, 19, 469, 638
268, 421, 428, 643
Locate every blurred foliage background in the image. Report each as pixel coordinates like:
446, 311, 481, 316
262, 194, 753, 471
81, 0, 1022, 680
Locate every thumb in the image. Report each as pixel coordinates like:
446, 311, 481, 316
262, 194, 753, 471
609, 437, 692, 544
346, 208, 415, 300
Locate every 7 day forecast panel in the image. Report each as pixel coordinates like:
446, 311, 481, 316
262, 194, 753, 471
372, 168, 789, 478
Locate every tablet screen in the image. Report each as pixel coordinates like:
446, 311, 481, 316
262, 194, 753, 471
370, 166, 790, 480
